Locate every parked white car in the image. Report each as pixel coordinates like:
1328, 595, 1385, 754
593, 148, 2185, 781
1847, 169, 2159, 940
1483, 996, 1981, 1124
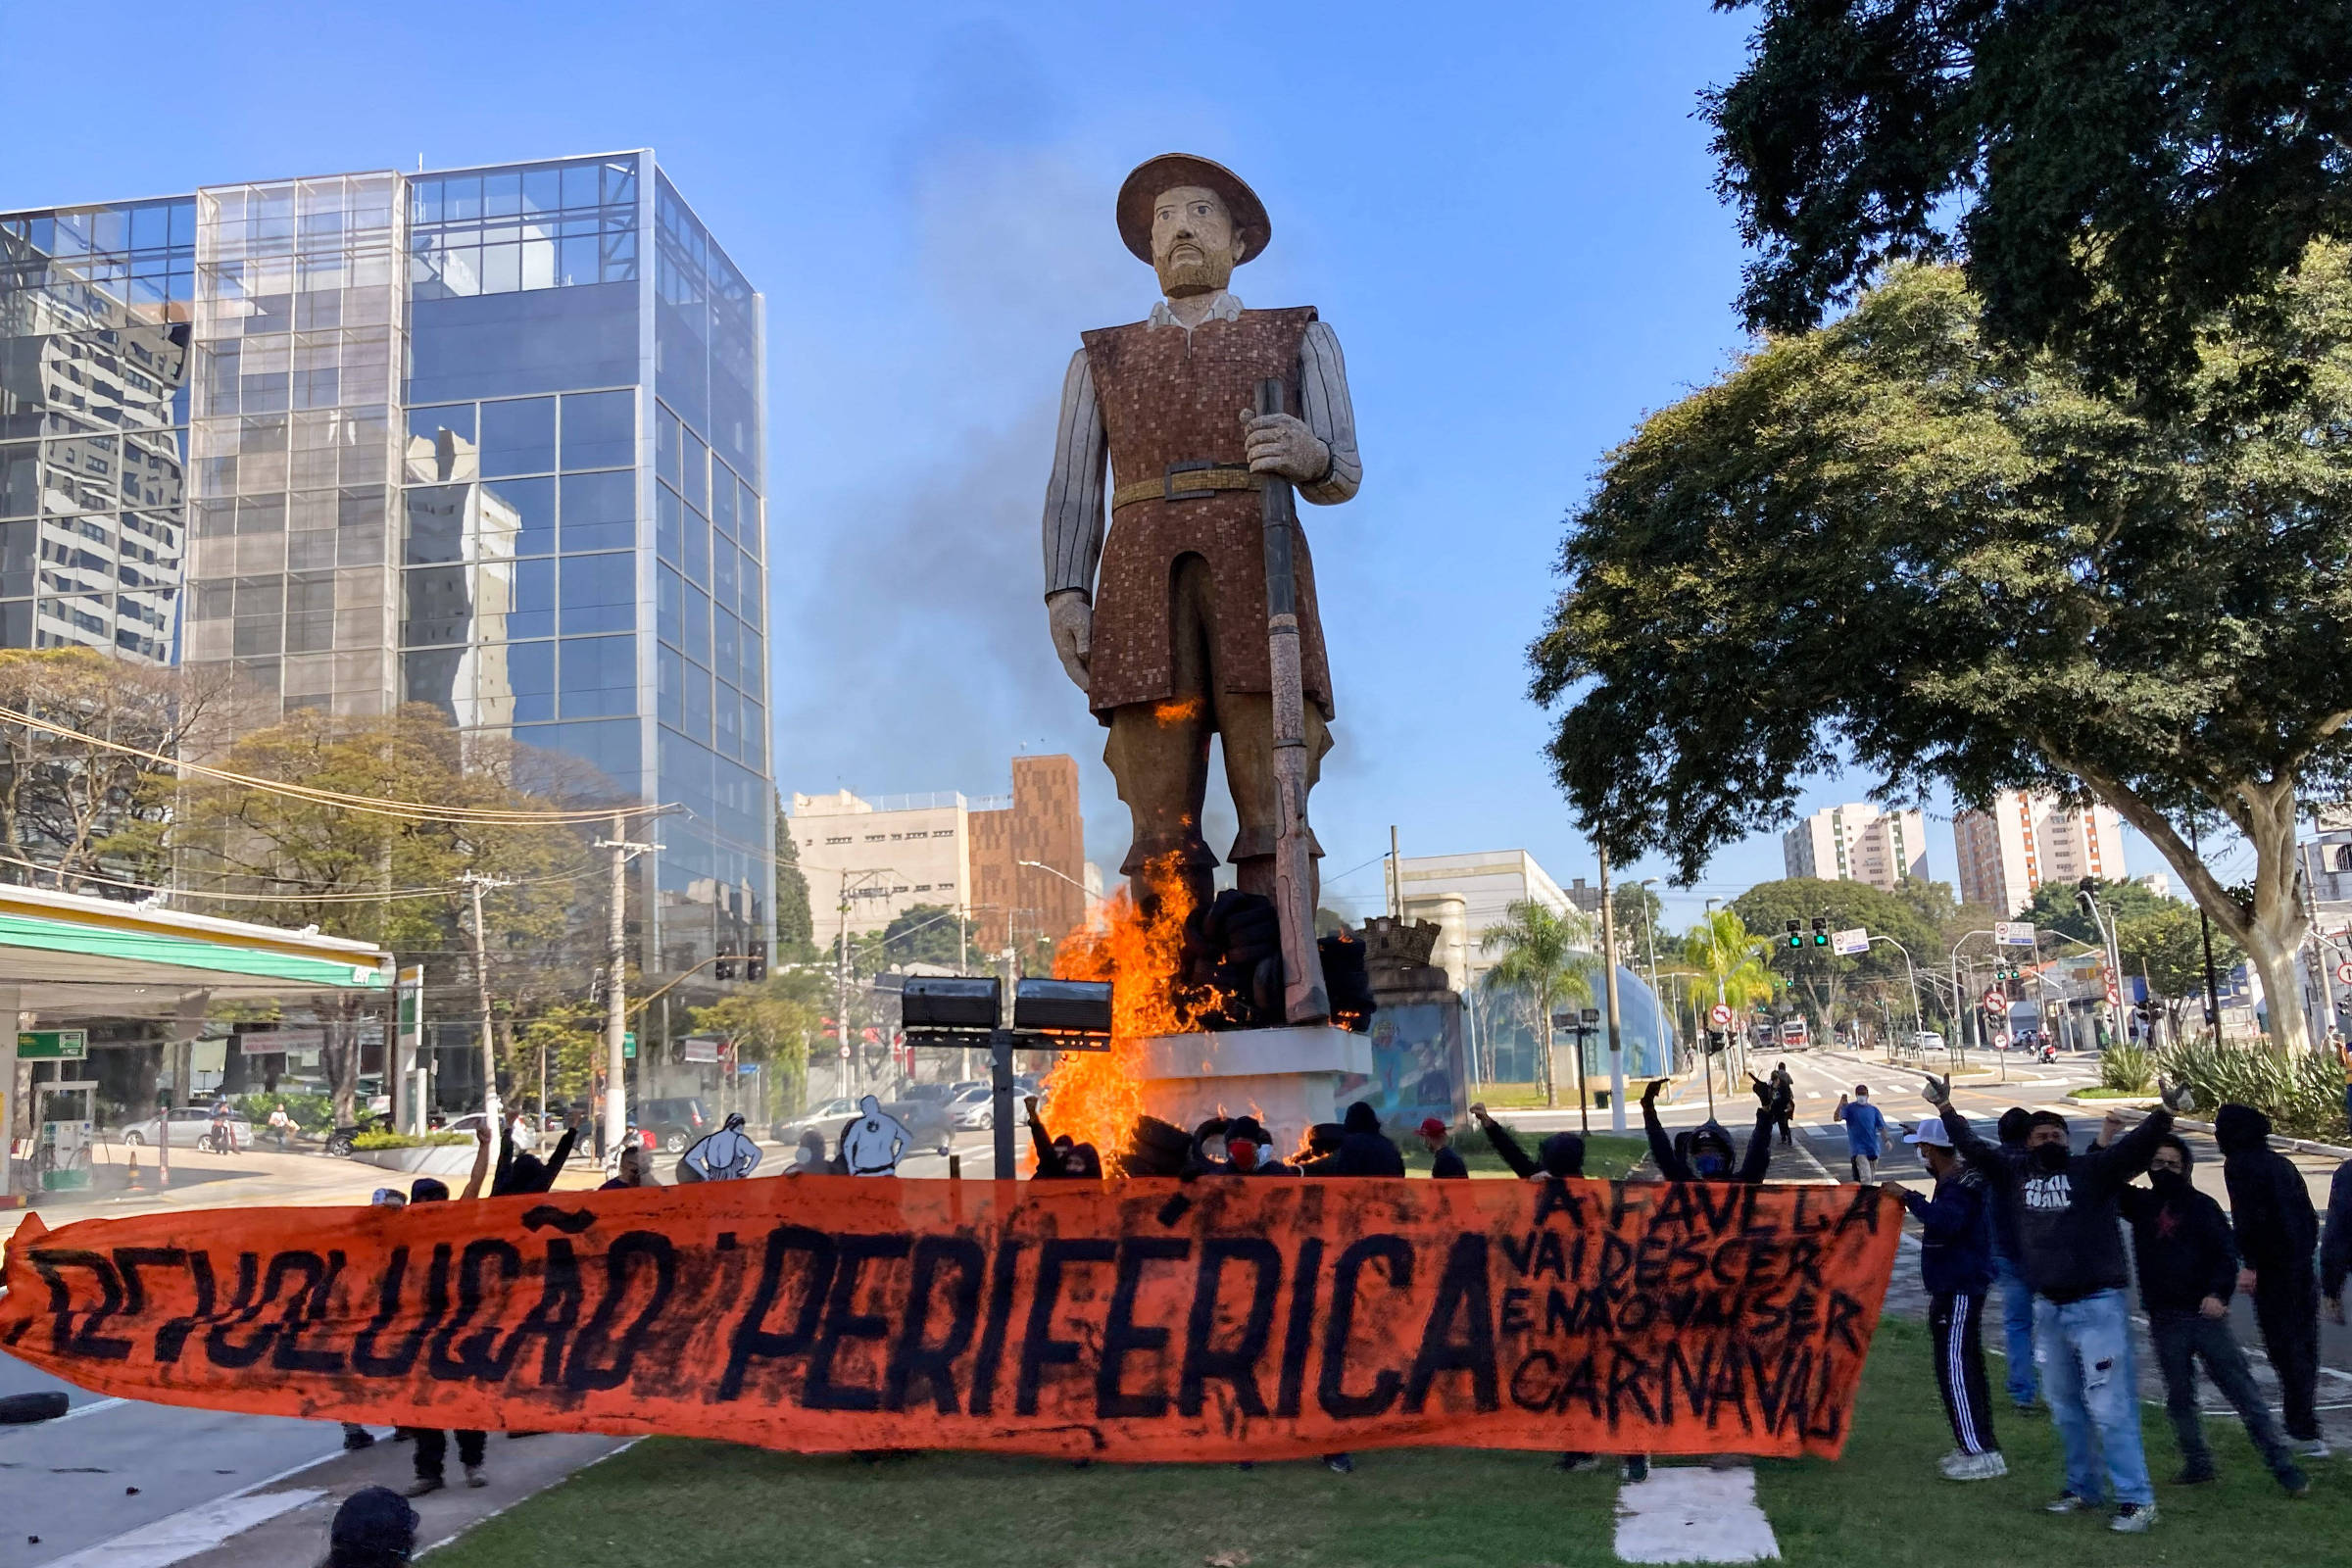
948, 1085, 996, 1131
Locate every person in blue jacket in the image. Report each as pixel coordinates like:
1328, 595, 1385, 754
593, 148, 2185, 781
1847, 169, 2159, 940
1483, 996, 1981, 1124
1890, 1116, 2005, 1481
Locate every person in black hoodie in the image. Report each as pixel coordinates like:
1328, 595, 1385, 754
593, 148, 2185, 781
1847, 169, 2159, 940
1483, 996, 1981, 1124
1889, 1115, 2003, 1480
1185, 1114, 1297, 1177
1642, 1078, 1772, 1184
1930, 1074, 2188, 1531
2213, 1103, 2328, 1458
2120, 1132, 2308, 1493
1470, 1103, 1585, 1181
1332, 1100, 1406, 1177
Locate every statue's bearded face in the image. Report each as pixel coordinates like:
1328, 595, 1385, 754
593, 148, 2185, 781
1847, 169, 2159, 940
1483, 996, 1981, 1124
1152, 185, 1242, 297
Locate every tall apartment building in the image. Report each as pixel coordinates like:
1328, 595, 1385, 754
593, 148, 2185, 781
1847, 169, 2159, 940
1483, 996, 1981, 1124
1783, 803, 1929, 891
1, 154, 774, 1002
1952, 790, 2127, 914
791, 755, 1087, 957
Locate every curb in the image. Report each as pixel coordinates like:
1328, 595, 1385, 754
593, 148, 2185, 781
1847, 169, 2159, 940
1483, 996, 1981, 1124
2096, 1102, 2352, 1161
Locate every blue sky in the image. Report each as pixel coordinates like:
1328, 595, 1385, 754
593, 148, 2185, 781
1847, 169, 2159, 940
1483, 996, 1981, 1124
0, 1, 2185, 929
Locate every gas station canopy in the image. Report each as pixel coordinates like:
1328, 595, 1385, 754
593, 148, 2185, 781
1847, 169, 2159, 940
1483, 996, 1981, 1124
0, 883, 391, 1017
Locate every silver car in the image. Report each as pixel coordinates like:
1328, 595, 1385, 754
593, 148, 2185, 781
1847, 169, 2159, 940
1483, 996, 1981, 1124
119, 1106, 252, 1152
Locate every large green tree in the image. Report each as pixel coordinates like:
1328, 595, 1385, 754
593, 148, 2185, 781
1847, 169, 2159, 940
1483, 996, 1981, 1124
1706, 1, 2352, 403
773, 807, 816, 962
1531, 257, 2352, 1052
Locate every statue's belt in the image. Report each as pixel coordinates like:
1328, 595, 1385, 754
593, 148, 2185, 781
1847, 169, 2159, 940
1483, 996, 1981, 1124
1110, 460, 1263, 510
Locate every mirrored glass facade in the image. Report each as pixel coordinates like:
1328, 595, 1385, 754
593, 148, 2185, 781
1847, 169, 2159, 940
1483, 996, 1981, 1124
0, 150, 773, 979
0, 199, 192, 659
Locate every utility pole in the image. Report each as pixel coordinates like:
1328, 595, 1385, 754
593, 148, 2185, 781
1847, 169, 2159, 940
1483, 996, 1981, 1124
1597, 847, 1626, 1132
833, 866, 895, 1098
460, 869, 514, 1164
595, 817, 654, 1158
1389, 824, 1401, 918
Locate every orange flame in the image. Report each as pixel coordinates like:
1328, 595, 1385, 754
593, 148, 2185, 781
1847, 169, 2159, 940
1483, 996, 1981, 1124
1042, 853, 1206, 1170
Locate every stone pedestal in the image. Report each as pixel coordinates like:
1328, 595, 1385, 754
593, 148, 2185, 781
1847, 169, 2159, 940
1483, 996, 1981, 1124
1134, 1024, 1373, 1154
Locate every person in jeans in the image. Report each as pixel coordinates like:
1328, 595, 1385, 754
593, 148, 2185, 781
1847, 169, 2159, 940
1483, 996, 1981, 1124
2119, 1132, 2308, 1494
2215, 1102, 2328, 1460
1984, 1108, 2041, 1413
1928, 1074, 2189, 1533
1835, 1085, 1887, 1182
1890, 1117, 2004, 1480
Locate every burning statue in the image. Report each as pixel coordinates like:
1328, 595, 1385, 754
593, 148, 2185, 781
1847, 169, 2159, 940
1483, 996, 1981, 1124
1041, 153, 1362, 1020
1038, 157, 1376, 1159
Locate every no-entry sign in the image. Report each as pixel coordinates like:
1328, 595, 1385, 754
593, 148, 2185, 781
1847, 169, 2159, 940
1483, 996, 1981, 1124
1708, 1003, 1734, 1027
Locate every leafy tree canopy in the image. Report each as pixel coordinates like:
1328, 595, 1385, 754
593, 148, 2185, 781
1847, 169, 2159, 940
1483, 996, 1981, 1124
773, 808, 816, 962
1706, 0, 2352, 402
869, 903, 975, 972
1532, 256, 2352, 1047
2018, 876, 2175, 949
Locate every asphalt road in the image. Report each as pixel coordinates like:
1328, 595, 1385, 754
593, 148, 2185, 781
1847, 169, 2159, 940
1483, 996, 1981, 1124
0, 1350, 353, 1568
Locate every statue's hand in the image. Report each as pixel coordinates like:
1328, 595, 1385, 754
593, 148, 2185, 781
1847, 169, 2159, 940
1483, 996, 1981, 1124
1047, 589, 1092, 692
1242, 411, 1330, 484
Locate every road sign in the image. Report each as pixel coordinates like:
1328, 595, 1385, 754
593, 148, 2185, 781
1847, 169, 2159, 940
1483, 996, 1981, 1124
1982, 990, 2007, 1012
1993, 921, 2037, 947
2335, 960, 2352, 986
621, 1030, 637, 1060
16, 1030, 85, 1060
1708, 1003, 1733, 1027
1991, 1031, 2011, 1051
1831, 927, 1870, 956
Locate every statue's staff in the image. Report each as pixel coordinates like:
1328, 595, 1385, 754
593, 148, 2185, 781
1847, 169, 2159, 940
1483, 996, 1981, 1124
1256, 375, 1330, 1025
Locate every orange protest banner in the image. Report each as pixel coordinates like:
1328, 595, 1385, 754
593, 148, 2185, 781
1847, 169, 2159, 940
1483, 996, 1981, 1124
0, 1175, 1898, 1461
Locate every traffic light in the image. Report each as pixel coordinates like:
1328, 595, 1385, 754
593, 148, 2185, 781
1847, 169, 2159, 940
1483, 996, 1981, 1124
1786, 919, 1803, 950
746, 939, 768, 983
589, 969, 610, 1007
1810, 916, 1830, 947
714, 953, 737, 981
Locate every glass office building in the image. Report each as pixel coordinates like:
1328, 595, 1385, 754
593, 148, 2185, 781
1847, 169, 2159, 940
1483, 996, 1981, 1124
0, 151, 772, 985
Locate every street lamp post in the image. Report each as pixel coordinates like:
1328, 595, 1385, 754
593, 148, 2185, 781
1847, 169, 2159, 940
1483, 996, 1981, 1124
1867, 934, 1925, 1055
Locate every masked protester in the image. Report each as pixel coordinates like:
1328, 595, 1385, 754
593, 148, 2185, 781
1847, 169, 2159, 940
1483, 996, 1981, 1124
1930, 1073, 2189, 1532
1469, 1103, 1584, 1181
1890, 1118, 2005, 1481
2119, 1133, 2309, 1493
1642, 1078, 1771, 1184
1188, 1114, 1296, 1177
1985, 1108, 2041, 1413
786, 1129, 829, 1175
1027, 1097, 1084, 1178
320, 1485, 418, 1568
2213, 1103, 2328, 1459
1469, 1103, 1616, 1476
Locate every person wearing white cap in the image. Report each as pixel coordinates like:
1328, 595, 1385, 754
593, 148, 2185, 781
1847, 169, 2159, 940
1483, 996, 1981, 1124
1889, 1115, 2005, 1481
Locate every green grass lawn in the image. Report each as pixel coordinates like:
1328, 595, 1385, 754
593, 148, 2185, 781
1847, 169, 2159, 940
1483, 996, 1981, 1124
432, 1318, 2346, 1567
1445, 1131, 1648, 1181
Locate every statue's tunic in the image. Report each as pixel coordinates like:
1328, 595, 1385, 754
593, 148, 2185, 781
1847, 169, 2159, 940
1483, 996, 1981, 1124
1043, 295, 1359, 720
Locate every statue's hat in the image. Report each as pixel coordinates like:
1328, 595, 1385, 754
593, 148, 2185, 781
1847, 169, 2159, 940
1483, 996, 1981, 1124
1116, 154, 1271, 266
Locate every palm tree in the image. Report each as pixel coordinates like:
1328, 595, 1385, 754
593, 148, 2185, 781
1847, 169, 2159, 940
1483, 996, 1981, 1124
1480, 900, 1596, 1110
1682, 910, 1779, 1090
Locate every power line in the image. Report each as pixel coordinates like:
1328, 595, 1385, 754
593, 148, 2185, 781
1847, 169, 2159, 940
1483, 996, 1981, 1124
0, 852, 599, 905
0, 705, 669, 826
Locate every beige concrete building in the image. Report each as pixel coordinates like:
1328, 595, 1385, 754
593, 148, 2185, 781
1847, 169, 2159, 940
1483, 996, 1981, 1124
1396, 850, 1577, 994
1953, 790, 2127, 914
789, 754, 1089, 956
1783, 803, 1929, 891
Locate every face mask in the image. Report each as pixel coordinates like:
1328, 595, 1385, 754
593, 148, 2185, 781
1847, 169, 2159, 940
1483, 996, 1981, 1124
2150, 1167, 2188, 1194
2030, 1142, 2070, 1174
1228, 1139, 1259, 1170
1694, 1152, 1728, 1178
